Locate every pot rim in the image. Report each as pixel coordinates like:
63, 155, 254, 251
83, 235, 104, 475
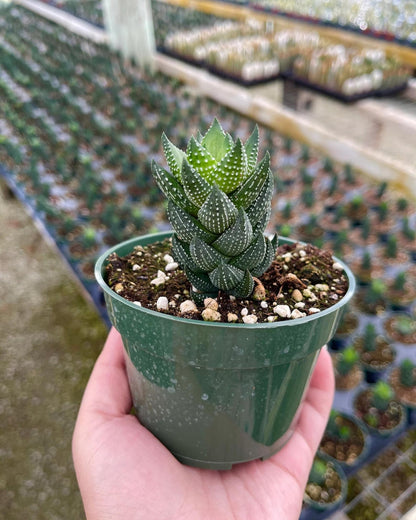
95, 231, 356, 329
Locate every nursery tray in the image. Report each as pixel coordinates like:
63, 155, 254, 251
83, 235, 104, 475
283, 74, 409, 103
158, 46, 205, 69
206, 63, 282, 87
249, 3, 416, 48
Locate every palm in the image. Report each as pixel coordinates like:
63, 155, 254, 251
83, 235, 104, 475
73, 329, 334, 520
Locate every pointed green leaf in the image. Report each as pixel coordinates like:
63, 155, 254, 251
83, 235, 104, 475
185, 267, 217, 293
190, 236, 227, 271
245, 125, 259, 173
229, 232, 267, 270
253, 205, 272, 235
196, 130, 204, 143
162, 132, 186, 182
198, 185, 238, 234
226, 133, 234, 148
212, 208, 253, 256
201, 118, 230, 162
251, 234, 278, 277
171, 234, 201, 272
229, 270, 254, 298
210, 138, 248, 194
229, 152, 270, 209
181, 159, 212, 208
246, 171, 274, 226
186, 136, 217, 181
209, 262, 244, 291
167, 201, 217, 244
152, 161, 199, 215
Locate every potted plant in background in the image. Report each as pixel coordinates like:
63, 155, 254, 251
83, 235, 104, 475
95, 118, 355, 469
333, 345, 363, 390
303, 454, 348, 512
354, 323, 396, 384
319, 409, 370, 469
384, 313, 416, 345
389, 359, 416, 426
329, 309, 359, 351
386, 271, 416, 311
353, 381, 406, 437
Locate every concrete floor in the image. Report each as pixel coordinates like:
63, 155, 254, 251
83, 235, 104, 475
0, 179, 108, 519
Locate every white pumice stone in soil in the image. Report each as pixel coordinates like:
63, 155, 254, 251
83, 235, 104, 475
180, 300, 198, 314
150, 270, 168, 286
132, 264, 140, 271
163, 254, 174, 264
333, 262, 344, 271
291, 309, 306, 319
295, 302, 306, 309
273, 304, 291, 318
165, 262, 179, 272
241, 308, 249, 317
267, 316, 277, 322
156, 296, 169, 311
309, 308, 321, 314
243, 314, 258, 324
315, 284, 329, 291
202, 308, 221, 321
227, 313, 238, 323
260, 301, 268, 309
303, 289, 313, 298
204, 298, 218, 311
133, 301, 142, 306
292, 289, 303, 302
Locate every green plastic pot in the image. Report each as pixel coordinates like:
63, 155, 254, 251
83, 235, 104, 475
95, 231, 356, 469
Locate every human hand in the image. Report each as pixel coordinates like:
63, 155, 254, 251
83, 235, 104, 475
73, 327, 334, 520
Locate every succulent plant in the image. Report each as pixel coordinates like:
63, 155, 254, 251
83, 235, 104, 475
152, 118, 277, 300
308, 459, 328, 486
371, 381, 394, 412
337, 346, 359, 376
399, 359, 416, 388
362, 323, 377, 352
326, 410, 351, 440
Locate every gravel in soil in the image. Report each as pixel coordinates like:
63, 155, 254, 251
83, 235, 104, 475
319, 416, 366, 466
105, 238, 349, 323
305, 465, 344, 505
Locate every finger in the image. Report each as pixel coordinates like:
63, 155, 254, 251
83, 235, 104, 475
78, 327, 132, 419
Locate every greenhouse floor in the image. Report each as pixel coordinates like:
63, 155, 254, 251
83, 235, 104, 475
0, 179, 108, 519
